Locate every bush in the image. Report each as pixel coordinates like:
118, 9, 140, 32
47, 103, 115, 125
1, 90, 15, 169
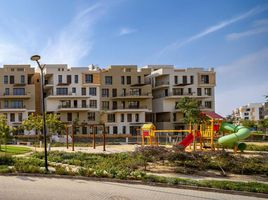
0, 156, 14, 165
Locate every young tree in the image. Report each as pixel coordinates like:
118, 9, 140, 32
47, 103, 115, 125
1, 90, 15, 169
0, 115, 13, 152
46, 113, 64, 136
240, 120, 257, 130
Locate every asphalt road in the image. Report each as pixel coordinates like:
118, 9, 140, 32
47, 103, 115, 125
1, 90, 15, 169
0, 176, 265, 200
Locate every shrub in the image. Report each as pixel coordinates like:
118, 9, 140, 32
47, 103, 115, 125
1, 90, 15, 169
0, 156, 14, 165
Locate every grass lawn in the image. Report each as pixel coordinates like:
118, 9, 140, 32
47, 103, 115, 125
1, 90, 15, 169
0, 145, 31, 156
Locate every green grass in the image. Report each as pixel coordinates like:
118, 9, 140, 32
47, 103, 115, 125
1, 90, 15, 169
0, 145, 31, 156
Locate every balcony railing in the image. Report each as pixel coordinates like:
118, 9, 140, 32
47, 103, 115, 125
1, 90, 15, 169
112, 105, 148, 110
155, 81, 170, 87
1, 105, 26, 109
58, 105, 96, 109
114, 92, 152, 97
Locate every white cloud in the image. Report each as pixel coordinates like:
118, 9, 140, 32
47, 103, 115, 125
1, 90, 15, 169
215, 48, 268, 116
158, 4, 268, 57
41, 3, 106, 66
118, 27, 137, 36
254, 18, 268, 26
226, 27, 268, 40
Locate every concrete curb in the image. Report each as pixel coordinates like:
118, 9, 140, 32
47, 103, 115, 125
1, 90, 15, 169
1, 173, 267, 198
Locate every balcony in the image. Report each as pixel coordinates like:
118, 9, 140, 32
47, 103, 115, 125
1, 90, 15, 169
154, 81, 170, 88
57, 104, 96, 112
111, 92, 152, 99
1, 93, 31, 99
110, 105, 151, 112
13, 83, 26, 87
0, 105, 26, 111
47, 92, 90, 99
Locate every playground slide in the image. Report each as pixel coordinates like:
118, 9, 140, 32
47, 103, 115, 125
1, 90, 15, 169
178, 133, 194, 148
218, 122, 251, 151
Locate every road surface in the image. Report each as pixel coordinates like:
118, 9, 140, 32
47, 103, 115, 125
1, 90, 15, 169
0, 176, 265, 200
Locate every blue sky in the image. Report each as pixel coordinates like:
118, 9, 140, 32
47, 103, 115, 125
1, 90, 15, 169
0, 0, 268, 116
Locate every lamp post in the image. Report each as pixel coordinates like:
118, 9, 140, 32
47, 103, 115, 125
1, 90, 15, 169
30, 55, 48, 172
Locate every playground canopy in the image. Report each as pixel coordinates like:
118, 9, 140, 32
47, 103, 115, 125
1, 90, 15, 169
202, 111, 224, 120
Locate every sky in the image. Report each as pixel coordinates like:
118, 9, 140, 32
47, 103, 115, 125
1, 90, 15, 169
0, 0, 267, 116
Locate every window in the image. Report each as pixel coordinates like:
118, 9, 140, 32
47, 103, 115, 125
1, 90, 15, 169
112, 89, 117, 97
58, 75, 62, 84
121, 114, 124, 122
67, 113, 72, 121
82, 127, 87, 134
89, 100, 97, 108
105, 76, 112, 85
82, 100, 87, 108
67, 75, 72, 84
174, 76, 178, 84
72, 87, 76, 94
85, 74, 93, 83
89, 88, 96, 96
165, 89, 168, 97
108, 114, 115, 122
4, 88, 9, 95
121, 76, 125, 84
173, 88, 183, 95
182, 76, 187, 84
173, 113, 177, 121
113, 126, 118, 134
88, 112, 95, 121
197, 88, 202, 96
21, 75, 25, 84
122, 126, 126, 134
56, 88, 68, 95
81, 88, 86, 95
10, 113, 15, 122
127, 114, 132, 122
112, 101, 117, 109
205, 101, 212, 109
4, 100, 8, 108
127, 76, 131, 84
188, 88, 192, 95
102, 89, 109, 97
129, 101, 139, 109
130, 88, 141, 96
204, 88, 212, 96
101, 101, 109, 110
10, 100, 23, 108
137, 76, 141, 84
190, 76, 194, 84
73, 100, 78, 108
13, 88, 25, 95
18, 113, 23, 122
74, 75, 79, 83
10, 76, 14, 84
135, 114, 139, 122
4, 76, 8, 84
201, 75, 209, 84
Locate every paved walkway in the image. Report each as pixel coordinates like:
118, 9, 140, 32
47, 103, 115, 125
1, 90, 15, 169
1, 175, 266, 200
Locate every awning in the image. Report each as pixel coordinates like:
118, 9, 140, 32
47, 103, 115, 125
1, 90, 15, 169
202, 111, 224, 119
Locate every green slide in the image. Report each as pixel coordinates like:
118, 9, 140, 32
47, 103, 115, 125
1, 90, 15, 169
218, 122, 251, 151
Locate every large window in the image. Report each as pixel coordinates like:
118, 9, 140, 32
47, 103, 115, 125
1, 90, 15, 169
121, 76, 125, 84
108, 114, 115, 122
81, 88, 86, 95
197, 88, 202, 96
10, 100, 23, 108
112, 89, 117, 97
201, 75, 209, 84
89, 100, 97, 108
20, 75, 25, 84
67, 75, 72, 84
102, 89, 109, 97
190, 76, 194, 84
74, 75, 79, 83
204, 88, 212, 96
4, 88, 9, 95
13, 88, 25, 95
129, 101, 139, 108
10, 76, 14, 84
205, 101, 212, 109
89, 88, 96, 96
113, 126, 118, 134
88, 112, 95, 121
101, 101, 109, 110
174, 76, 178, 84
67, 113, 72, 122
105, 76, 112, 85
4, 76, 8, 84
135, 114, 139, 122
85, 74, 93, 83
56, 88, 68, 95
126, 76, 131, 84
122, 126, 126, 134
58, 75, 62, 84
18, 113, 23, 122
182, 76, 187, 84
121, 114, 124, 122
10, 113, 15, 122
127, 114, 132, 122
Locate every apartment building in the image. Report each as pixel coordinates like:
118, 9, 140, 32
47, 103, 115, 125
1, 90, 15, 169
43, 64, 101, 134
100, 65, 153, 135
145, 65, 216, 130
232, 103, 265, 121
0, 65, 40, 134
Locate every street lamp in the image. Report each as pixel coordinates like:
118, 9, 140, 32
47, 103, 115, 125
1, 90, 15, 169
30, 55, 48, 172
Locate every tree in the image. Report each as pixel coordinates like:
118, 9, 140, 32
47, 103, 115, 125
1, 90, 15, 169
0, 115, 13, 152
240, 120, 257, 130
46, 113, 64, 136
